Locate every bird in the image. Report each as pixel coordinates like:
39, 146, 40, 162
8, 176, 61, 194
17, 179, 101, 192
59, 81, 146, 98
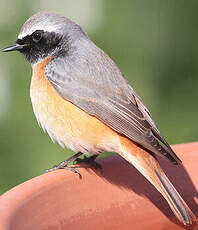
2, 11, 195, 225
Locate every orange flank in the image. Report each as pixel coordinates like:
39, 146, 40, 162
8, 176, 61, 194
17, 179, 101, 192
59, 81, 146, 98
31, 57, 120, 154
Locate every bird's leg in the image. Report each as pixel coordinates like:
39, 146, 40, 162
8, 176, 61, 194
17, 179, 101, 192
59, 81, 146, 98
44, 152, 83, 178
74, 154, 103, 175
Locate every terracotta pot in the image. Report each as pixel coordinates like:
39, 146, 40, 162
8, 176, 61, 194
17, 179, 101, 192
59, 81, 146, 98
0, 142, 198, 230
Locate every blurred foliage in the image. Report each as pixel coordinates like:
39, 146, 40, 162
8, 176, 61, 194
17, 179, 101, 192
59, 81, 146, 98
0, 0, 197, 194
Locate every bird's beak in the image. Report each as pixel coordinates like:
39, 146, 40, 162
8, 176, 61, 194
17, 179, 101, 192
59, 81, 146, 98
2, 43, 30, 52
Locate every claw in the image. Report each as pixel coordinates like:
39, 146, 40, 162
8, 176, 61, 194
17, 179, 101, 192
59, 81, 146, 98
65, 166, 82, 179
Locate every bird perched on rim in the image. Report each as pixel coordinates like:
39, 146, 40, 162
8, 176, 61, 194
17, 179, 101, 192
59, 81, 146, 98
2, 11, 195, 225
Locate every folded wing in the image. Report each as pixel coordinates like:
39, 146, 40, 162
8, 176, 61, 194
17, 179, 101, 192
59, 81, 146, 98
45, 44, 181, 164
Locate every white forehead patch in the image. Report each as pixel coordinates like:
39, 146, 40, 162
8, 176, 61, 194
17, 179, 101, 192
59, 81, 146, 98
18, 24, 57, 40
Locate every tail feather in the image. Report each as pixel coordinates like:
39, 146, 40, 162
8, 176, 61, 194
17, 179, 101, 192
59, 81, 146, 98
155, 169, 195, 225
118, 136, 195, 225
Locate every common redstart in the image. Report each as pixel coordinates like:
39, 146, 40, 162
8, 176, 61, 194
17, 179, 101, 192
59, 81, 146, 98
2, 12, 195, 225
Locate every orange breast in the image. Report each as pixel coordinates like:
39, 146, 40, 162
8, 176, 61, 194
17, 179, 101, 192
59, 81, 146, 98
30, 57, 120, 154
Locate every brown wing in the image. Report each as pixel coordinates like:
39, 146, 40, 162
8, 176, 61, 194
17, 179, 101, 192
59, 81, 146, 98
45, 41, 181, 164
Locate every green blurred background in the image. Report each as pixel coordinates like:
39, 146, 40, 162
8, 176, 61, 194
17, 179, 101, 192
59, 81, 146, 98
0, 0, 197, 194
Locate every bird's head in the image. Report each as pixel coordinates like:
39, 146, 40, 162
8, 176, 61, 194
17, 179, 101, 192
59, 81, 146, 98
2, 12, 88, 66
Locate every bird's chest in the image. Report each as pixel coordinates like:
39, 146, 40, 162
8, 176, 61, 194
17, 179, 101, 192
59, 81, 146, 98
30, 58, 119, 154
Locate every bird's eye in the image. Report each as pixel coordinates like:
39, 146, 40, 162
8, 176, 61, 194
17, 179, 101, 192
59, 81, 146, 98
32, 31, 42, 42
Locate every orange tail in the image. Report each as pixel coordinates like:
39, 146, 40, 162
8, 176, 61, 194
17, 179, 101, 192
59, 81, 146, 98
118, 135, 195, 225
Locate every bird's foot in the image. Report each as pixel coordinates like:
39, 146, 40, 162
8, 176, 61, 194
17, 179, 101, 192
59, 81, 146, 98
44, 152, 83, 178
44, 164, 82, 178
74, 155, 103, 175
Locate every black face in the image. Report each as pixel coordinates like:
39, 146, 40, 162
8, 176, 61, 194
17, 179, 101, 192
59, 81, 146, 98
16, 30, 62, 64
